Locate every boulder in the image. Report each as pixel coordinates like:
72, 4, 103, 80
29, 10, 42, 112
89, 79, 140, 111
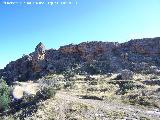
120, 69, 134, 80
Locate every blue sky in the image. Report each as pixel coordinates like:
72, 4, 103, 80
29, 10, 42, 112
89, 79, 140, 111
0, 0, 160, 69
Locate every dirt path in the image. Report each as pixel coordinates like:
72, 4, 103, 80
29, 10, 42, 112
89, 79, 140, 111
56, 91, 160, 120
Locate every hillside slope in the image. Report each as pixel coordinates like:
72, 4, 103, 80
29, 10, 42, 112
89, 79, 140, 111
1, 37, 160, 84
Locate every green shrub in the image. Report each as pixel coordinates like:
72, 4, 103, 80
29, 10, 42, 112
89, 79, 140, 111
84, 64, 100, 75
0, 79, 11, 111
54, 83, 62, 90
64, 81, 75, 89
63, 68, 75, 81
22, 94, 35, 103
89, 81, 98, 85
119, 81, 135, 95
22, 85, 56, 104
40, 86, 56, 99
125, 95, 151, 106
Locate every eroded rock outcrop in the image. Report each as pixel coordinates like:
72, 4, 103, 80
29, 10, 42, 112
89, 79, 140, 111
0, 42, 47, 84
1, 37, 160, 84
32, 42, 46, 72
59, 42, 118, 61
120, 37, 160, 55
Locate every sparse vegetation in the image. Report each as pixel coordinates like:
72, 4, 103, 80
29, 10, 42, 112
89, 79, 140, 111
119, 81, 135, 94
0, 73, 160, 119
63, 67, 75, 81
64, 81, 75, 89
41, 85, 56, 99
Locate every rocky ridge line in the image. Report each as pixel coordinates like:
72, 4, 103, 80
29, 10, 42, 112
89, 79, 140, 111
1, 37, 160, 84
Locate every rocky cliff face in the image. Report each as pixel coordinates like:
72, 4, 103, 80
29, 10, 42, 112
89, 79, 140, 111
59, 42, 118, 61
1, 37, 160, 84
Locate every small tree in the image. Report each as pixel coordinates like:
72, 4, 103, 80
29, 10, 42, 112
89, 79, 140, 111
0, 78, 11, 111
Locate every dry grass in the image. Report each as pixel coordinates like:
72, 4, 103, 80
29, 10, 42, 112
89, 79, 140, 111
1, 73, 160, 120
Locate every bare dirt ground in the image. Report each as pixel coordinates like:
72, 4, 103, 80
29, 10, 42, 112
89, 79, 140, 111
55, 91, 160, 120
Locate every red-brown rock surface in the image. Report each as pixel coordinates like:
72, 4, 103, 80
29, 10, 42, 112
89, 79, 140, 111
1, 37, 160, 84
59, 42, 118, 61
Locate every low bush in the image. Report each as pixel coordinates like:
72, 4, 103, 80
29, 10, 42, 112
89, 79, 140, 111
64, 81, 75, 89
38, 85, 56, 99
63, 68, 75, 81
84, 64, 100, 75
0, 78, 11, 111
118, 81, 135, 95
80, 95, 103, 100
125, 95, 151, 106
